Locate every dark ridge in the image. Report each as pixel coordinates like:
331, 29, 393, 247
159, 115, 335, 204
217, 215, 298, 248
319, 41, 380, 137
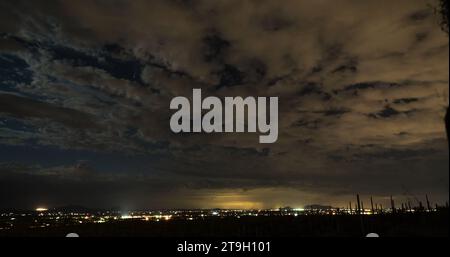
51, 205, 97, 213
304, 204, 333, 210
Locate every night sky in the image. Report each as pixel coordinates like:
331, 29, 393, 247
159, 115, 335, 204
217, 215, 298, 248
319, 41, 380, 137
0, 0, 448, 210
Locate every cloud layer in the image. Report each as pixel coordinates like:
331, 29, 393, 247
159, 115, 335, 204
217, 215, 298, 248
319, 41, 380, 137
0, 0, 448, 209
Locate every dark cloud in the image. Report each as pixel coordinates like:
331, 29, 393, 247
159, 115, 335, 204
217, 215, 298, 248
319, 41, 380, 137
0, 0, 448, 209
0, 93, 100, 129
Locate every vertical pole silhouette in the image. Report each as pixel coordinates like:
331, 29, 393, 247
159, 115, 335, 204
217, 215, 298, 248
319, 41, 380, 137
390, 195, 396, 214
426, 195, 431, 211
356, 194, 361, 215
370, 197, 374, 214
356, 194, 365, 235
